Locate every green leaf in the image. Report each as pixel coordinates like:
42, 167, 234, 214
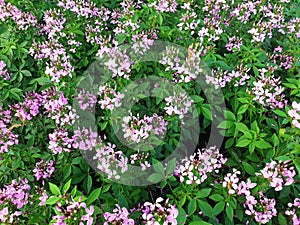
255, 140, 272, 149
62, 179, 72, 193
166, 158, 176, 175
197, 200, 213, 217
249, 142, 255, 154
191, 95, 204, 103
49, 183, 61, 196
273, 109, 287, 117
271, 134, 279, 146
63, 165, 72, 180
275, 155, 290, 162
153, 162, 164, 175
9, 88, 22, 93
209, 194, 224, 202
188, 199, 197, 215
224, 110, 236, 121
21, 70, 31, 77
147, 173, 163, 183
157, 14, 163, 25
201, 106, 212, 120
213, 201, 225, 215
236, 139, 252, 147
45, 196, 60, 205
9, 91, 20, 101
118, 193, 128, 208
73, 29, 85, 35
71, 186, 77, 197
86, 188, 101, 205
84, 175, 92, 194
294, 158, 300, 175
242, 162, 255, 175
196, 188, 212, 198
179, 195, 186, 206
250, 121, 260, 133
226, 205, 234, 221
278, 213, 287, 225
116, 33, 127, 45
236, 209, 243, 221
189, 222, 212, 225
218, 121, 234, 129
237, 105, 248, 114
235, 122, 249, 133
217, 60, 230, 70
266, 148, 275, 159
31, 77, 51, 85
102, 184, 111, 193
177, 206, 187, 224
225, 138, 234, 148
79, 158, 90, 172
100, 121, 108, 131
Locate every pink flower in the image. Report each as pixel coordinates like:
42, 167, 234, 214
0, 207, 8, 222
80, 205, 94, 225
39, 191, 48, 206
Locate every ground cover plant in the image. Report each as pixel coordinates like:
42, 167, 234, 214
0, 0, 300, 224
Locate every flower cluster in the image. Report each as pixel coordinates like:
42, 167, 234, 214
0, 0, 37, 30
29, 41, 74, 83
122, 113, 148, 143
109, 1, 140, 36
67, 38, 82, 53
130, 150, 151, 170
51, 198, 94, 225
0, 179, 30, 223
98, 85, 124, 111
44, 91, 78, 127
33, 159, 55, 181
0, 107, 18, 153
148, 113, 168, 136
76, 89, 97, 111
244, 191, 277, 224
256, 160, 296, 191
222, 169, 241, 195
206, 66, 250, 88
269, 46, 294, 70
49, 129, 73, 154
174, 146, 227, 185
288, 101, 300, 129
104, 204, 134, 225
93, 142, 128, 179
177, 4, 198, 36
38, 190, 48, 206
140, 197, 178, 225
0, 61, 10, 80
237, 179, 257, 196
72, 127, 101, 151
13, 92, 44, 121
229, 0, 260, 24
247, 4, 285, 43
250, 72, 287, 109
122, 113, 168, 144
38, 9, 66, 40
148, 0, 178, 13
57, 0, 101, 18
285, 198, 300, 225
160, 45, 204, 83
99, 45, 132, 79
164, 91, 193, 120
222, 170, 257, 196
226, 36, 243, 52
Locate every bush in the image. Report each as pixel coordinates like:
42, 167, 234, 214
0, 0, 299, 224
